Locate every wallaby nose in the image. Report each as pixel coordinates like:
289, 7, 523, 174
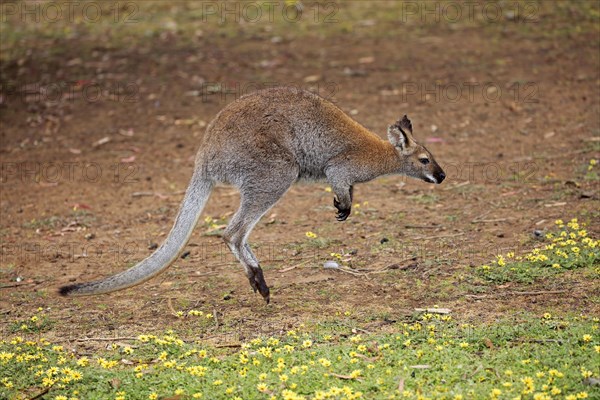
438, 172, 446, 183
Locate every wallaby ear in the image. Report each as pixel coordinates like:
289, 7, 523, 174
399, 115, 412, 134
387, 124, 409, 149
387, 115, 413, 149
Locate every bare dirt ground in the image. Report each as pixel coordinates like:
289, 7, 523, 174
1, 1, 598, 347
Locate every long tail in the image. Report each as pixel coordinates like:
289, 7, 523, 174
59, 169, 213, 296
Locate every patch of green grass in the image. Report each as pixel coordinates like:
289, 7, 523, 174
583, 158, 598, 181
477, 218, 599, 284
408, 194, 439, 205
22, 216, 62, 230
1, 312, 598, 399
8, 308, 54, 334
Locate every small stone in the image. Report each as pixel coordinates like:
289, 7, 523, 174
323, 261, 340, 269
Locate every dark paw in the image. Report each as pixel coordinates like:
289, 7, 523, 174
248, 267, 270, 304
333, 197, 350, 221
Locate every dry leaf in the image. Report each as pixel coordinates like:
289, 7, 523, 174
92, 136, 111, 148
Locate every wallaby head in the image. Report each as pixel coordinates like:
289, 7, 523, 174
387, 115, 446, 184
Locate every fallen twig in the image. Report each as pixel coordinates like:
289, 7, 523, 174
213, 308, 220, 328
28, 387, 50, 400
75, 337, 137, 342
414, 308, 451, 314
0, 281, 36, 289
510, 290, 567, 296
465, 294, 488, 299
472, 218, 509, 224
215, 343, 242, 348
337, 267, 366, 277
444, 181, 470, 190
404, 224, 439, 229
471, 210, 492, 223
329, 373, 362, 381
279, 259, 311, 273
166, 297, 178, 316
467, 289, 569, 299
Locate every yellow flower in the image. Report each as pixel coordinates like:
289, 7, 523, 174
192, 394, 203, 399
318, 358, 331, 367
148, 394, 158, 400
257, 383, 268, 392
305, 231, 317, 239
582, 334, 592, 342
548, 369, 563, 378
302, 340, 313, 348
350, 369, 362, 379
213, 379, 223, 385
459, 342, 469, 348
521, 376, 534, 394
577, 392, 588, 399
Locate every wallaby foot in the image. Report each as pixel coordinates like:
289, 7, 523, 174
333, 197, 351, 221
248, 266, 270, 303
332, 185, 353, 221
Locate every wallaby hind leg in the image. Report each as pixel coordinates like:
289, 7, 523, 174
223, 171, 296, 303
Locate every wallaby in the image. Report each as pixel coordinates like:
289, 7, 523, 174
59, 87, 445, 303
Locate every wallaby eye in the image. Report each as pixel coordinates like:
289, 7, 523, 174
419, 158, 430, 165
